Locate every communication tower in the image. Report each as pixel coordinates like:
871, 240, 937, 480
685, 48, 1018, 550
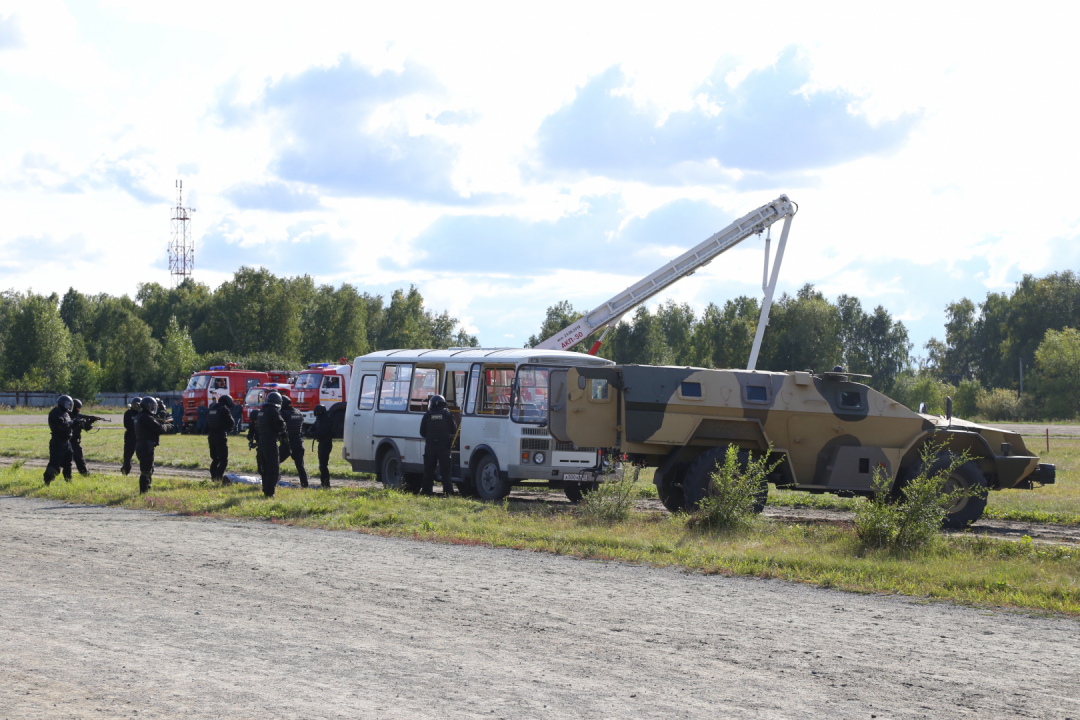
168, 179, 195, 285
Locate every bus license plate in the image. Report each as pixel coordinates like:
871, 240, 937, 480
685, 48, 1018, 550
563, 473, 590, 482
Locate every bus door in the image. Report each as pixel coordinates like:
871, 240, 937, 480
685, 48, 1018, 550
348, 371, 380, 469
442, 367, 469, 479
466, 364, 515, 467
407, 365, 442, 465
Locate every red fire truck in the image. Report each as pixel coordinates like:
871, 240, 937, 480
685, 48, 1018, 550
182, 364, 293, 432
292, 360, 351, 425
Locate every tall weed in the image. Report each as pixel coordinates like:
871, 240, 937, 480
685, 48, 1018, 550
578, 468, 636, 525
854, 445, 979, 552
690, 446, 778, 531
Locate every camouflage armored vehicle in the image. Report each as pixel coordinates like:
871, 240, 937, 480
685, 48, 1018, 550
549, 365, 1055, 527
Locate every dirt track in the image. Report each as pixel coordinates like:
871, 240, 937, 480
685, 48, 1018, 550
2, 495, 1079, 719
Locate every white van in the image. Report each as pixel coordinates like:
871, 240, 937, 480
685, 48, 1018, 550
343, 348, 615, 500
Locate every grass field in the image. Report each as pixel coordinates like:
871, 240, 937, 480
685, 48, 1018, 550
0, 425, 370, 479
2, 425, 1078, 522
1, 466, 1078, 615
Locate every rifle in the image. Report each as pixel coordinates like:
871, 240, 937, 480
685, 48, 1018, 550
81, 415, 113, 424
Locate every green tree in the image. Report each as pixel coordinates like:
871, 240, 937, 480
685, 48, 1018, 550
837, 295, 911, 392
137, 278, 213, 345
606, 306, 671, 365
656, 300, 696, 365
1034, 327, 1080, 418
157, 317, 202, 390
758, 285, 842, 373
68, 359, 103, 402
301, 284, 370, 362
201, 267, 303, 360
101, 316, 161, 391
3, 293, 72, 390
690, 297, 759, 369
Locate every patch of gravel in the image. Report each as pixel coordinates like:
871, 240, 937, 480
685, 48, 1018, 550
2, 495, 1080, 718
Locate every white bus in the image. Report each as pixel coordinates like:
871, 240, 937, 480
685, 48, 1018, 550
343, 348, 615, 500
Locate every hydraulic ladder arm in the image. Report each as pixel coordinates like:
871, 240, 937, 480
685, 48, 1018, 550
533, 194, 796, 370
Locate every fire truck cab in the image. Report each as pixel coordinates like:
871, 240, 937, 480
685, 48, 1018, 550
183, 364, 293, 432
293, 361, 351, 425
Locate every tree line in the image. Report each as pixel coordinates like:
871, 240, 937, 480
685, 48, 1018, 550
0, 266, 477, 399
528, 271, 1080, 420
4, 264, 1080, 419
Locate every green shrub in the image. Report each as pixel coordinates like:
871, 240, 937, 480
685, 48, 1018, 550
689, 445, 778, 531
854, 445, 980, 552
890, 373, 951, 414
976, 387, 1022, 421
578, 469, 637, 524
952, 378, 980, 419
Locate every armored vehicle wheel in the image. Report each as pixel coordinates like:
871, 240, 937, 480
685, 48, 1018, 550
682, 447, 768, 513
473, 455, 511, 501
379, 451, 405, 490
654, 466, 686, 512
922, 454, 988, 529
563, 482, 599, 503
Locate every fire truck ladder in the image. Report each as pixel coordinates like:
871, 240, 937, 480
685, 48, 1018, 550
532, 194, 796, 370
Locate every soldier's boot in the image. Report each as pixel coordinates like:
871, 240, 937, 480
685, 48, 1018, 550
121, 460, 131, 476
63, 472, 72, 483
43, 466, 54, 486
139, 475, 151, 494
442, 482, 455, 496
321, 479, 331, 489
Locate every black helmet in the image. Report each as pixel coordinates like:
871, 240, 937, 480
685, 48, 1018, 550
429, 394, 446, 410
265, 391, 282, 407
313, 404, 327, 416
58, 395, 73, 411
73, 398, 83, 411
156, 398, 165, 411
219, 395, 234, 408
280, 395, 292, 408
131, 397, 142, 410
141, 397, 158, 412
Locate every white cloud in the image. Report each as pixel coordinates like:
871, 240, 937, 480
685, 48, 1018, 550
0, 0, 1078, 352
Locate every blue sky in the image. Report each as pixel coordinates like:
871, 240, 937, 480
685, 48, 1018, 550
1, 1, 1078, 360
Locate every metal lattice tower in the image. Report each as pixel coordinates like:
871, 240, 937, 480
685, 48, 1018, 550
168, 179, 195, 285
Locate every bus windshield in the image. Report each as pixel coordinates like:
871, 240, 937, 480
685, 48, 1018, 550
186, 375, 210, 391
511, 366, 550, 423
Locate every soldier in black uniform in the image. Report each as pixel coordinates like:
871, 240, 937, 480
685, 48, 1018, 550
256, 391, 286, 498
309, 404, 334, 489
278, 396, 308, 488
44, 395, 75, 485
206, 395, 235, 482
69, 399, 92, 476
120, 397, 140, 475
134, 396, 169, 494
419, 394, 457, 496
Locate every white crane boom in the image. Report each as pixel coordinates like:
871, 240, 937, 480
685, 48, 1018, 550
534, 194, 796, 370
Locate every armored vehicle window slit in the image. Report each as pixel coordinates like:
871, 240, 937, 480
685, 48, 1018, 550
839, 391, 861, 409
745, 385, 769, 403
679, 381, 702, 398
590, 378, 609, 402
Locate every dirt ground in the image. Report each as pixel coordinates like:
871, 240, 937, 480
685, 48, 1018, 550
2, 495, 1079, 719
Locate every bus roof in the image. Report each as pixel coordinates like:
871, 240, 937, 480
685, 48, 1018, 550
355, 347, 615, 366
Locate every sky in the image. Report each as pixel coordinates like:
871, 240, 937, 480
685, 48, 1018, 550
2, 0, 1079, 357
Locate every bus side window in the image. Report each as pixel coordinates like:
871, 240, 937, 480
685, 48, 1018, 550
481, 366, 514, 416
465, 365, 480, 414
410, 367, 440, 412
358, 375, 377, 410
444, 370, 467, 409
378, 364, 411, 411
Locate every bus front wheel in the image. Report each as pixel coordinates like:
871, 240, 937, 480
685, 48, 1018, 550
473, 455, 510, 501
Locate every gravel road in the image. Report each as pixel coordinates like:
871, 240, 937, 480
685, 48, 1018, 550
2, 496, 1079, 719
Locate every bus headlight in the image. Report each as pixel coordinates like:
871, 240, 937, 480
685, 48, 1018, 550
533, 452, 545, 465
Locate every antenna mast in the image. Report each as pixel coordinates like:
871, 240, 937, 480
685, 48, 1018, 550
168, 179, 195, 285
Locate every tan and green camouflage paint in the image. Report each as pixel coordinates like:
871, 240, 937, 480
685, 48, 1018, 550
556, 365, 1038, 491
